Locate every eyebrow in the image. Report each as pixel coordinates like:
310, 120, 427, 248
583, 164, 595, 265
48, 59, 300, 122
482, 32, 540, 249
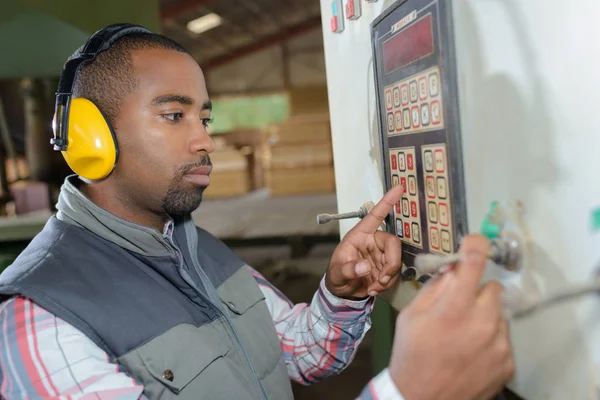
151, 94, 194, 106
151, 94, 212, 111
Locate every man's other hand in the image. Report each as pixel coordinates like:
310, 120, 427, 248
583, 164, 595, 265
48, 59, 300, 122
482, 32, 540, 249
389, 234, 515, 400
325, 184, 404, 300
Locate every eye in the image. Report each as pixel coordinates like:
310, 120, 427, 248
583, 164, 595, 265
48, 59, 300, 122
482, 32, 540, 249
201, 117, 213, 128
163, 112, 183, 122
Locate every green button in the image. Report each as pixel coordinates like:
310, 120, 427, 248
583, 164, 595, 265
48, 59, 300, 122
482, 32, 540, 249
592, 207, 600, 231
481, 201, 501, 240
481, 219, 501, 240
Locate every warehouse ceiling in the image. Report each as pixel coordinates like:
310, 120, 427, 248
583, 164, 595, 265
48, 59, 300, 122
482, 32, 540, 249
159, 0, 322, 70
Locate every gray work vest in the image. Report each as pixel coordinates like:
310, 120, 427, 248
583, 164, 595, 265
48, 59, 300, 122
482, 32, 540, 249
0, 216, 293, 399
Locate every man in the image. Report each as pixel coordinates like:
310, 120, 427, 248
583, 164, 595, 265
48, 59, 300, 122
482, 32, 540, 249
0, 25, 513, 399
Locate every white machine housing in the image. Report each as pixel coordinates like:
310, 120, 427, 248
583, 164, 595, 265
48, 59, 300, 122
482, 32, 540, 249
319, 0, 600, 398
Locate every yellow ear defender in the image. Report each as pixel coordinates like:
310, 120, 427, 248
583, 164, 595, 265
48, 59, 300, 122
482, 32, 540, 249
51, 23, 153, 181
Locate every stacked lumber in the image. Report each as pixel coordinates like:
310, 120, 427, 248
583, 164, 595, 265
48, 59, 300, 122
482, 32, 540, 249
265, 110, 335, 197
203, 140, 249, 199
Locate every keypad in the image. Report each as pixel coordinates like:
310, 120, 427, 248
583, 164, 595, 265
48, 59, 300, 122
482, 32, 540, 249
389, 146, 422, 249
384, 66, 444, 136
421, 143, 454, 254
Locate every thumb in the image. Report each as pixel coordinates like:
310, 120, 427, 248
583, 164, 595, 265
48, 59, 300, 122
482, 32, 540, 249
409, 270, 453, 313
330, 260, 371, 285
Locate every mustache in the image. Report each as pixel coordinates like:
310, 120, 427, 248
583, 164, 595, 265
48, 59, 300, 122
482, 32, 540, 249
177, 154, 212, 174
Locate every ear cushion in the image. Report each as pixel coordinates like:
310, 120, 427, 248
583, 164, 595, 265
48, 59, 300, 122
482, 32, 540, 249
62, 98, 118, 181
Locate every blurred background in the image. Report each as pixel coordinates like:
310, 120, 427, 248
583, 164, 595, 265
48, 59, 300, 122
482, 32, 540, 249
0, 1, 386, 398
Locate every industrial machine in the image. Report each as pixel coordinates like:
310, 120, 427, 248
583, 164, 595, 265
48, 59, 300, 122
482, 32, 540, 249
320, 0, 600, 398
371, 0, 467, 273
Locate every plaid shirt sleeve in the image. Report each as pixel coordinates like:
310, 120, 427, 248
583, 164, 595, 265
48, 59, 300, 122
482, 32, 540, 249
248, 267, 404, 399
247, 267, 374, 381
0, 273, 403, 399
0, 296, 148, 399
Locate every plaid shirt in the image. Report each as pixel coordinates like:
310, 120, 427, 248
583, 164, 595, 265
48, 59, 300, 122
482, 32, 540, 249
0, 222, 403, 399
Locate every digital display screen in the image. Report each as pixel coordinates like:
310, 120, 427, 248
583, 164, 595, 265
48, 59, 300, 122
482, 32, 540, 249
383, 15, 434, 74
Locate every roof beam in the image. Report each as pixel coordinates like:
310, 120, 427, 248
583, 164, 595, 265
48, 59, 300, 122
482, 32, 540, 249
160, 0, 214, 21
201, 16, 322, 70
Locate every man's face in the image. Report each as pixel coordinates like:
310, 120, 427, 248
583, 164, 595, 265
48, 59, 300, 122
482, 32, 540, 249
112, 48, 215, 217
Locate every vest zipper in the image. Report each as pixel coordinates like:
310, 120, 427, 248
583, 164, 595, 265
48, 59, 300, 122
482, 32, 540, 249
166, 234, 268, 400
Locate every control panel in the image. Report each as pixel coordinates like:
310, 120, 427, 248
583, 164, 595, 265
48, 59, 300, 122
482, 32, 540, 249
372, 0, 467, 268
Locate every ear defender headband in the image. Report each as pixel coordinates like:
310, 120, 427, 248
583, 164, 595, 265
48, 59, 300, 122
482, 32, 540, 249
51, 23, 153, 181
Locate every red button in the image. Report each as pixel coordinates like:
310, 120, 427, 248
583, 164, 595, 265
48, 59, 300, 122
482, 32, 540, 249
395, 202, 400, 214
400, 177, 407, 193
404, 222, 411, 238
391, 154, 397, 170
346, 1, 355, 18
407, 154, 414, 170
410, 201, 417, 217
331, 16, 338, 32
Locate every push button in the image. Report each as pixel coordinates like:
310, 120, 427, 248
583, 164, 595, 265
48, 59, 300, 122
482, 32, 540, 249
426, 176, 436, 198
409, 81, 418, 103
401, 84, 409, 105
411, 106, 420, 128
395, 111, 403, 132
385, 89, 392, 110
419, 76, 427, 100
387, 112, 394, 132
431, 100, 441, 125
434, 150, 445, 173
408, 175, 416, 195
412, 222, 421, 243
436, 177, 447, 199
439, 203, 449, 226
396, 219, 403, 238
393, 86, 401, 107
407, 154, 414, 170
421, 103, 430, 126
424, 150, 433, 172
391, 155, 397, 171
404, 222, 411, 238
398, 152, 406, 171
402, 198, 410, 218
430, 227, 440, 250
410, 201, 418, 218
441, 230, 451, 253
429, 72, 439, 97
403, 109, 411, 130
428, 201, 438, 223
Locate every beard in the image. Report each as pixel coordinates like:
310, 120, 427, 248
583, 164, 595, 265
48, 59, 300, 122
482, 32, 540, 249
162, 154, 211, 217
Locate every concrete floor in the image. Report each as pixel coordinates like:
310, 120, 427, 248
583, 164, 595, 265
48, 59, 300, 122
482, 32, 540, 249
233, 243, 374, 399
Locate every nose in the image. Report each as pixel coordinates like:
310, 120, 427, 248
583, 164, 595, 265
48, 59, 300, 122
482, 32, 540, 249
188, 121, 216, 154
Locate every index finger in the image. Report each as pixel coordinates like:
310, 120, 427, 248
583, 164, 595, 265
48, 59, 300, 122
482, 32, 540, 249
442, 234, 490, 306
355, 184, 404, 233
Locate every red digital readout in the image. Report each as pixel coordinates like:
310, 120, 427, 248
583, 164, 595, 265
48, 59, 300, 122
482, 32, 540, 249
383, 15, 434, 74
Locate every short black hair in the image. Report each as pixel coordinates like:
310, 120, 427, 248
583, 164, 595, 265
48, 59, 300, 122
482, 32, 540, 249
70, 32, 191, 127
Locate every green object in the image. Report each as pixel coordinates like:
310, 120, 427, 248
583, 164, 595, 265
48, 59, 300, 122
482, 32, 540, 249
592, 207, 600, 231
481, 201, 501, 240
209, 94, 289, 134
371, 298, 394, 375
